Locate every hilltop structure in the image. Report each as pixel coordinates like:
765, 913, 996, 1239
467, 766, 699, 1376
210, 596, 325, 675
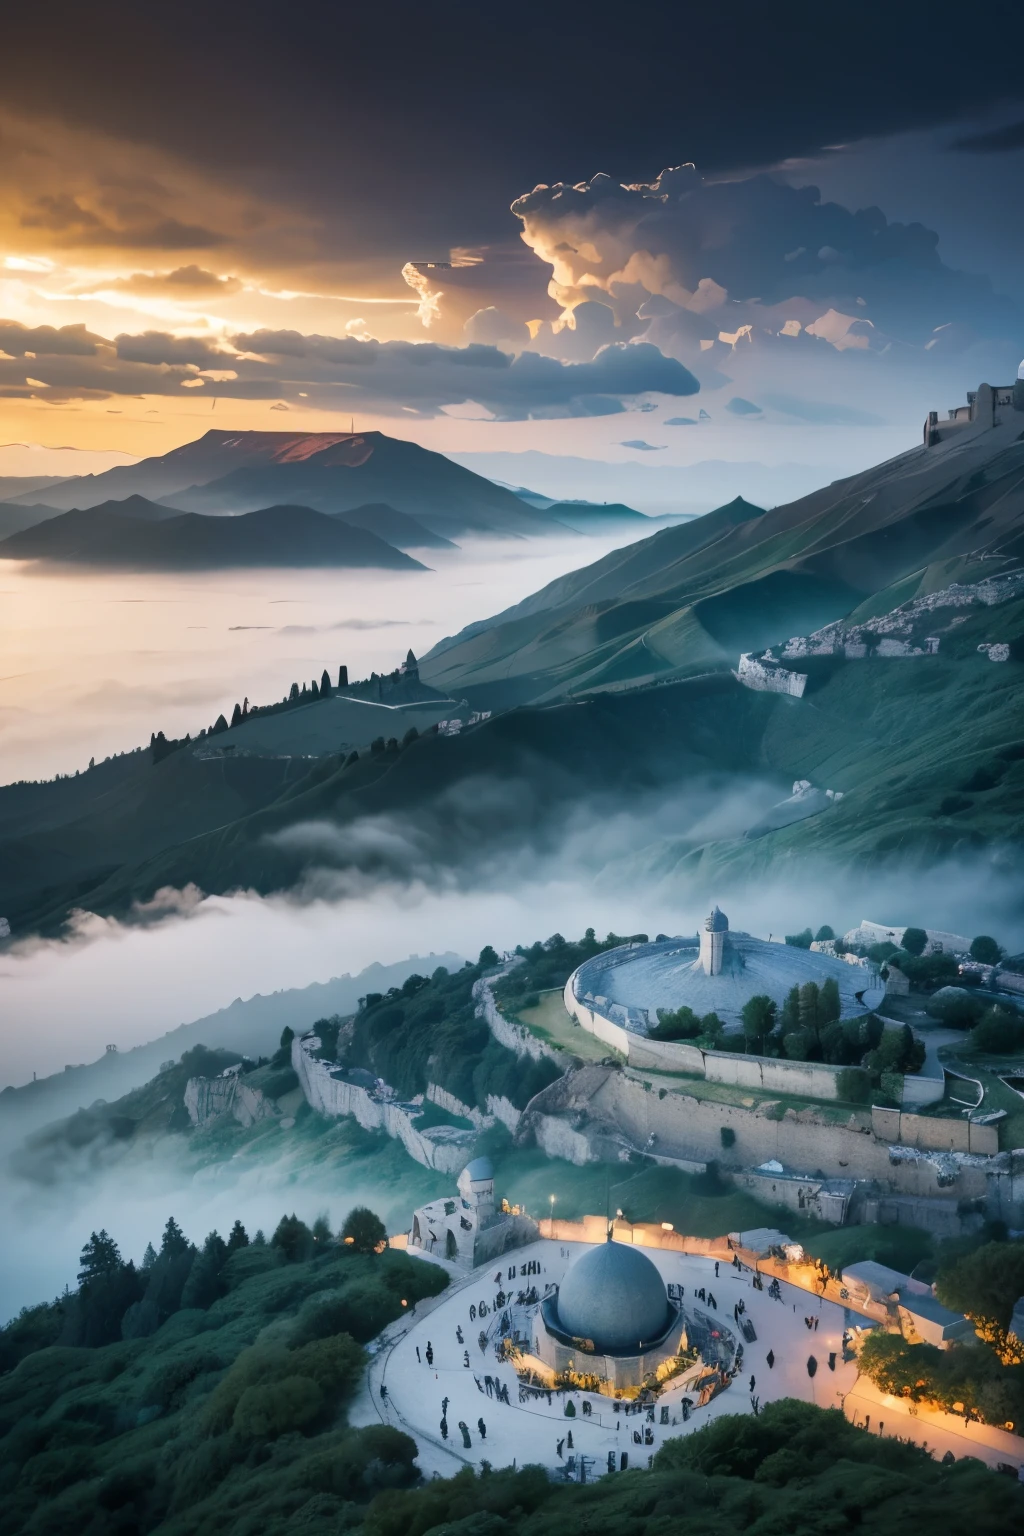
407, 1157, 539, 1270
566, 906, 877, 1037
924, 372, 1024, 446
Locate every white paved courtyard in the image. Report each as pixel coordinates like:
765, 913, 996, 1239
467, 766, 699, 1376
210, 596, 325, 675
353, 1238, 859, 1479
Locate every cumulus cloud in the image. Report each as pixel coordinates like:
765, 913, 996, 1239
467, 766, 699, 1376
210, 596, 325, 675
0, 316, 699, 418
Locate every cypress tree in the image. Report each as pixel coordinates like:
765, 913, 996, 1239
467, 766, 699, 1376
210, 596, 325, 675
320, 668, 331, 697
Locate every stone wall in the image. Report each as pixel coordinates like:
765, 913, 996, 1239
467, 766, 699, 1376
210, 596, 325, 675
735, 653, 808, 697
184, 1075, 276, 1129
476, 975, 561, 1064
518, 1063, 1001, 1204
293, 1034, 473, 1176
870, 1105, 998, 1156
426, 1081, 490, 1128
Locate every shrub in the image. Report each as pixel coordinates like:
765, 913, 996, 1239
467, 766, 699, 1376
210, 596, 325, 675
925, 987, 986, 1028
785, 928, 813, 949
970, 935, 1002, 965
233, 1375, 324, 1439
901, 926, 928, 956
836, 1067, 872, 1103
719, 1127, 736, 1149
814, 925, 835, 942
968, 1007, 1024, 1055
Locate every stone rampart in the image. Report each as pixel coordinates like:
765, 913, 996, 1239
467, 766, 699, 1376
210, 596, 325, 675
184, 1075, 276, 1129
293, 1034, 473, 1175
476, 975, 561, 1063
870, 1105, 998, 1156
426, 1081, 491, 1128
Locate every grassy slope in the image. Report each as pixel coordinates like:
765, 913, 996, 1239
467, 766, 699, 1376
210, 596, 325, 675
422, 417, 1024, 706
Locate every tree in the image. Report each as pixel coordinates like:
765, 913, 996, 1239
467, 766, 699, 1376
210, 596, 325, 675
741, 994, 776, 1051
720, 1126, 736, 1148
937, 1241, 1024, 1351
230, 702, 241, 727
320, 668, 331, 697
780, 985, 800, 1033
311, 678, 320, 699
344, 750, 359, 767
402, 727, 419, 747
312, 1214, 334, 1250
160, 1217, 190, 1259
141, 1242, 158, 1270
901, 926, 928, 956
785, 928, 813, 949
819, 976, 841, 1025
289, 682, 300, 702
798, 981, 821, 1035
341, 1207, 387, 1254
370, 736, 386, 755
272, 1214, 315, 1264
970, 934, 1002, 965
227, 1219, 249, 1252
211, 713, 228, 734
77, 1230, 122, 1287
478, 945, 499, 968
274, 1025, 295, 1067
814, 925, 835, 942
181, 1231, 229, 1310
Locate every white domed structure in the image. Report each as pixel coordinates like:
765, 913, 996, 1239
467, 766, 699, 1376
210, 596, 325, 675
531, 1237, 690, 1392
555, 1239, 671, 1354
566, 905, 876, 1037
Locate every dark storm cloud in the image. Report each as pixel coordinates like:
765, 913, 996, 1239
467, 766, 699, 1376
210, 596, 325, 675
952, 118, 1024, 153
20, 194, 223, 250
0, 321, 700, 418
115, 332, 229, 366
2, 3, 1022, 261
0, 322, 100, 357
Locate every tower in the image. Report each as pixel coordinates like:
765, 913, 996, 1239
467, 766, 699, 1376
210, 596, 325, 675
699, 905, 728, 975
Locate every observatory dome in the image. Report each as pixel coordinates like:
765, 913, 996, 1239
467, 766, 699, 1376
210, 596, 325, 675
556, 1240, 670, 1354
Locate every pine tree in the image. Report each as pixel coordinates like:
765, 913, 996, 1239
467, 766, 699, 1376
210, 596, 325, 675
241, 697, 249, 719
289, 682, 300, 702
819, 977, 841, 1025
230, 702, 242, 727
160, 1216, 190, 1258
227, 1219, 249, 1252
141, 1242, 158, 1270
798, 982, 821, 1035
312, 1214, 333, 1249
781, 985, 801, 1033
77, 1230, 122, 1287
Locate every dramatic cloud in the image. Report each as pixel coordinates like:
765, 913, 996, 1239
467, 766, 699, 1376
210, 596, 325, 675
0, 318, 700, 418
101, 265, 243, 295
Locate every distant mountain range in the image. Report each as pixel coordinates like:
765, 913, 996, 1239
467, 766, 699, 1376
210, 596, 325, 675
3, 403, 1023, 933
0, 498, 426, 571
0, 429, 580, 540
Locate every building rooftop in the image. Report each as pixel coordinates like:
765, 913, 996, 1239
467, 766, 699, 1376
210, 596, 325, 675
574, 929, 874, 1033
555, 1239, 671, 1354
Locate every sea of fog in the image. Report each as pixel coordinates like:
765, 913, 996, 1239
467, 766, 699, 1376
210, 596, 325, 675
0, 533, 631, 783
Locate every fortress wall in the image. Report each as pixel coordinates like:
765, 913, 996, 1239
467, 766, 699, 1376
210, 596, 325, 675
293, 1035, 470, 1175
426, 1081, 491, 1128
486, 1094, 522, 1132
588, 1073, 992, 1199
626, 1035, 707, 1073
184, 1075, 276, 1129
532, 1113, 595, 1166
562, 977, 630, 1055
868, 1105, 999, 1156
478, 976, 560, 1063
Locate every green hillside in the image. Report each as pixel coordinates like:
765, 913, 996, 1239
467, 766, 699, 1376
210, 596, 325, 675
422, 413, 1024, 706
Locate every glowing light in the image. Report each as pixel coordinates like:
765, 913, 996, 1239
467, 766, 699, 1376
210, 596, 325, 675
4, 255, 55, 272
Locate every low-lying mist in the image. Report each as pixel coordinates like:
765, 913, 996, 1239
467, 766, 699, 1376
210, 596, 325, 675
0, 532, 628, 783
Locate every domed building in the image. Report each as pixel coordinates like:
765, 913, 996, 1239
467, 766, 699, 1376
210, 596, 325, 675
566, 905, 879, 1038
531, 1238, 692, 1391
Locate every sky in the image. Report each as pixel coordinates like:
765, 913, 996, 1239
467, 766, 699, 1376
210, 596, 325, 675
0, 2, 1022, 466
